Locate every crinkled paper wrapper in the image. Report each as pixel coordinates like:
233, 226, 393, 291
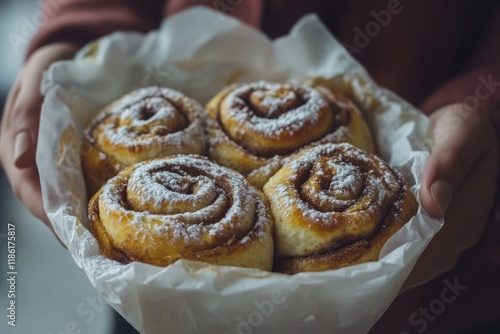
37, 7, 442, 334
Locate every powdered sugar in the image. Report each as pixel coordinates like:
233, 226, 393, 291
304, 162, 363, 212
127, 168, 219, 214
207, 82, 357, 187
98, 155, 269, 251
290, 143, 398, 215
222, 81, 328, 139
250, 88, 298, 117
266, 143, 405, 255
88, 87, 205, 165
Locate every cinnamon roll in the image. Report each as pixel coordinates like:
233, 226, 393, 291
205, 81, 374, 189
263, 143, 417, 274
81, 87, 206, 196
89, 155, 274, 270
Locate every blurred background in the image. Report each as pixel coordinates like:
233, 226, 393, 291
0, 0, 113, 333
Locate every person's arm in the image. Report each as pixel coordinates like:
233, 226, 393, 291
405, 5, 500, 291
27, 0, 165, 57
0, 0, 164, 238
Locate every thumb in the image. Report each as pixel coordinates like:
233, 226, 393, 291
420, 104, 497, 217
11, 76, 44, 169
10, 43, 78, 168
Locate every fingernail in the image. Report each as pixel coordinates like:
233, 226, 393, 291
14, 131, 31, 164
431, 180, 452, 216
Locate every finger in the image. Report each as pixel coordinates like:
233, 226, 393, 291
11, 80, 44, 169
402, 140, 498, 292
419, 104, 497, 217
9, 52, 51, 168
0, 43, 77, 246
0, 78, 45, 220
7, 43, 78, 169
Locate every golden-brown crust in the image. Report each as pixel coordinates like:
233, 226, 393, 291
81, 135, 126, 196
85, 83, 414, 274
263, 143, 418, 274
89, 190, 133, 264
88, 155, 274, 270
81, 87, 206, 196
205, 81, 374, 189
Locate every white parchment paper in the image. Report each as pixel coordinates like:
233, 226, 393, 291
37, 7, 442, 334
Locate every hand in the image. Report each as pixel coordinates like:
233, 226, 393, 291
402, 103, 499, 292
0, 43, 79, 237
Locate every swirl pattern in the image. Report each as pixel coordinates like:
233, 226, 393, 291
89, 155, 274, 270
81, 86, 206, 195
205, 81, 374, 189
263, 143, 417, 274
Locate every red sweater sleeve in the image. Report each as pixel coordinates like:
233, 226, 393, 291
420, 4, 500, 129
26, 0, 165, 59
